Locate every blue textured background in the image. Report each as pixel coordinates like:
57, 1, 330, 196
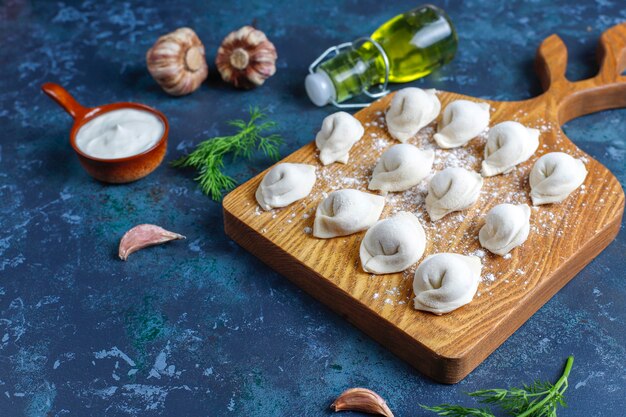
1, 0, 625, 416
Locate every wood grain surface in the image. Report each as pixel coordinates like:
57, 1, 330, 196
223, 23, 626, 383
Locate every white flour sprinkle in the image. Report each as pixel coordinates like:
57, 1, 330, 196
484, 273, 496, 283
472, 249, 486, 258
251, 104, 605, 308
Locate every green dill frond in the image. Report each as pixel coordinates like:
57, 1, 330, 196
421, 356, 574, 417
420, 404, 495, 417
172, 106, 283, 201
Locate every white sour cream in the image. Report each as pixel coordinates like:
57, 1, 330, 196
75, 108, 164, 159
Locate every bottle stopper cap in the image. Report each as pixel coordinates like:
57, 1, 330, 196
305, 72, 336, 107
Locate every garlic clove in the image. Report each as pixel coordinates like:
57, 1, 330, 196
118, 224, 185, 261
146, 27, 209, 96
215, 25, 277, 89
331, 388, 394, 417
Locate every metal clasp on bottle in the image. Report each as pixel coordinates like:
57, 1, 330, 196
308, 37, 390, 109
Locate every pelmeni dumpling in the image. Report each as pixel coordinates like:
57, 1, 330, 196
481, 121, 540, 177
479, 204, 531, 256
425, 167, 483, 221
256, 163, 316, 210
413, 253, 481, 315
434, 100, 490, 148
315, 111, 364, 165
386, 87, 441, 142
368, 144, 434, 193
313, 189, 385, 238
360, 211, 426, 274
529, 152, 587, 205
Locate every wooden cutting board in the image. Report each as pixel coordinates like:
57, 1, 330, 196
223, 23, 626, 383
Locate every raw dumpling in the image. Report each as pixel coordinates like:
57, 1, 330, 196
529, 152, 587, 205
315, 111, 364, 165
434, 100, 490, 149
313, 189, 385, 238
479, 204, 531, 256
413, 253, 481, 315
256, 163, 316, 210
386, 87, 441, 142
481, 121, 540, 177
425, 167, 483, 221
360, 211, 426, 274
368, 144, 434, 193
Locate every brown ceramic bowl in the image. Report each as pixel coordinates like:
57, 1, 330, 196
41, 82, 169, 183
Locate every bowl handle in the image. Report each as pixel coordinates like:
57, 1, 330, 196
41, 82, 90, 120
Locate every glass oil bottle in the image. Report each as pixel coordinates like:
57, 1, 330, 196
306, 5, 457, 107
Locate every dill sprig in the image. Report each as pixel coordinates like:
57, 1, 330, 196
421, 356, 574, 417
420, 404, 496, 416
171, 107, 283, 201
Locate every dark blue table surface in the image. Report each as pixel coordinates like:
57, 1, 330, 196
1, 0, 625, 416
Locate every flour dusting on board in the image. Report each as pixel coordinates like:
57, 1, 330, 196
250, 94, 610, 309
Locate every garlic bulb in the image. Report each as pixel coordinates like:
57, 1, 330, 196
216, 26, 277, 89
146, 27, 209, 96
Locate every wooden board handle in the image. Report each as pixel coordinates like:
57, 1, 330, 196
598, 23, 626, 81
535, 22, 626, 125
535, 33, 569, 92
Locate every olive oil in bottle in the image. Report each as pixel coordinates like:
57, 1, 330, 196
306, 5, 457, 107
